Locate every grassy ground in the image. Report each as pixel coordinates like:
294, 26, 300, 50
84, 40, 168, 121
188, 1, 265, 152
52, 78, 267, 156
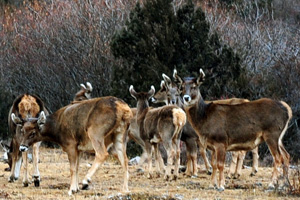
0, 147, 299, 200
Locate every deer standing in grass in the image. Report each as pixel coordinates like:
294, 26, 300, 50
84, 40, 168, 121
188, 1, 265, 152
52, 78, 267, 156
175, 68, 291, 191
11, 96, 132, 195
129, 85, 186, 180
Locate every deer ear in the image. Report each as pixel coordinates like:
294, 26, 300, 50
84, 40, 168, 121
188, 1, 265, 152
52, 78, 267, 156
129, 85, 137, 100
197, 68, 205, 85
148, 85, 155, 99
86, 82, 93, 92
37, 111, 46, 127
80, 83, 86, 90
173, 69, 183, 87
160, 80, 168, 90
11, 113, 22, 125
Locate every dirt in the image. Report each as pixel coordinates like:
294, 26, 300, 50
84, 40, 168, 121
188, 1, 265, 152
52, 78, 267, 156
0, 147, 299, 200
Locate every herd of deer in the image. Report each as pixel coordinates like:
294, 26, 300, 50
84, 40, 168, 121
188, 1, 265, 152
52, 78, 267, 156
1, 69, 292, 195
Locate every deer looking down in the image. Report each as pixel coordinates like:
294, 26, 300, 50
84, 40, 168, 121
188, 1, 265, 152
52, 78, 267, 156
7, 94, 49, 187
175, 68, 291, 191
11, 96, 133, 195
129, 85, 186, 180
73, 82, 93, 101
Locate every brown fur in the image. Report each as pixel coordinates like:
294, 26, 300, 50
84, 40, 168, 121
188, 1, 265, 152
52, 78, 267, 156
130, 85, 186, 181
11, 96, 132, 195
176, 69, 291, 191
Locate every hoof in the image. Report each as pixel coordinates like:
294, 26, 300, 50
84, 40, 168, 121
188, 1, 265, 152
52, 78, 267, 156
147, 173, 153, 179
4, 167, 11, 172
191, 175, 198, 179
172, 175, 178, 181
250, 170, 257, 177
164, 174, 170, 181
23, 182, 29, 187
206, 170, 212, 175
34, 179, 40, 187
82, 184, 89, 190
217, 186, 225, 192
233, 174, 240, 179
267, 185, 275, 191
208, 184, 217, 190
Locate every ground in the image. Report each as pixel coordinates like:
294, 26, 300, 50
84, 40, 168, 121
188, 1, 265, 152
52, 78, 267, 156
0, 147, 299, 200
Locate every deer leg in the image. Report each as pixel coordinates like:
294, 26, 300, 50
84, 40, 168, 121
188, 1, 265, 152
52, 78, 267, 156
32, 142, 41, 187
197, 139, 212, 175
82, 141, 108, 190
185, 150, 192, 177
235, 151, 246, 179
66, 147, 80, 196
163, 141, 174, 181
250, 147, 259, 176
22, 151, 30, 187
113, 132, 129, 192
216, 145, 226, 191
265, 139, 281, 190
144, 142, 153, 179
172, 139, 181, 180
228, 152, 238, 178
153, 143, 164, 177
9, 150, 21, 182
185, 139, 198, 177
209, 150, 217, 189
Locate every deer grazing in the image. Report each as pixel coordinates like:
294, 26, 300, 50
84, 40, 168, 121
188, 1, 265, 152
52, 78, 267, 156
129, 85, 186, 180
175, 68, 291, 191
7, 94, 48, 187
11, 96, 133, 195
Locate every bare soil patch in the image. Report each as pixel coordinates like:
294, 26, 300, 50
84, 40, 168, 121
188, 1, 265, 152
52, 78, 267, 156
0, 147, 299, 200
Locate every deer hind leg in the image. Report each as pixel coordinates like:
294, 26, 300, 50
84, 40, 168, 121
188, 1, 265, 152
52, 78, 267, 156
66, 147, 80, 196
216, 144, 226, 191
153, 143, 164, 177
22, 151, 30, 187
235, 151, 246, 179
185, 139, 198, 178
250, 147, 259, 176
209, 150, 218, 189
228, 152, 238, 178
162, 140, 175, 181
265, 138, 282, 190
112, 129, 129, 192
197, 139, 212, 175
32, 142, 41, 187
82, 139, 108, 191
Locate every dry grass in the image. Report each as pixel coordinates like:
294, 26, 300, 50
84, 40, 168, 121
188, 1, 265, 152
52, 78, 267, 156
0, 147, 299, 200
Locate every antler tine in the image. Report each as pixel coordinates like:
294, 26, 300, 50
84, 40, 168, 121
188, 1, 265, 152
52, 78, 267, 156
80, 83, 87, 90
86, 82, 93, 92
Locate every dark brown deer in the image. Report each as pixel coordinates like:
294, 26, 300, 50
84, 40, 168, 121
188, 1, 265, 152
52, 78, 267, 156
11, 96, 132, 195
129, 85, 186, 180
175, 68, 291, 191
7, 94, 48, 187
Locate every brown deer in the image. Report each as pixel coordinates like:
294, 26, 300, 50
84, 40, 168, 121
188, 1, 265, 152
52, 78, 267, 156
73, 82, 93, 101
11, 96, 132, 195
129, 85, 186, 180
7, 94, 49, 187
152, 80, 212, 177
174, 68, 291, 191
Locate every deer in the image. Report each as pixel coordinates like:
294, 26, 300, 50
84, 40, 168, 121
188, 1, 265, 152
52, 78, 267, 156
7, 94, 49, 187
129, 85, 186, 180
174, 68, 291, 191
11, 96, 133, 195
152, 80, 212, 177
73, 82, 93, 101
163, 71, 260, 179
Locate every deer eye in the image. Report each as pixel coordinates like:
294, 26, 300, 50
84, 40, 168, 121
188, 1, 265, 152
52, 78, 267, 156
28, 132, 35, 139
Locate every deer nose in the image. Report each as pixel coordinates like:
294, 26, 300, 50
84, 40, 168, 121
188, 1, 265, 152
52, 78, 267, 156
171, 99, 176, 105
19, 145, 28, 152
183, 95, 191, 102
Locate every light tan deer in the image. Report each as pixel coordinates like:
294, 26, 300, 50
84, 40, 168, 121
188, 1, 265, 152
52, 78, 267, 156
175, 68, 291, 191
11, 96, 132, 195
129, 85, 186, 180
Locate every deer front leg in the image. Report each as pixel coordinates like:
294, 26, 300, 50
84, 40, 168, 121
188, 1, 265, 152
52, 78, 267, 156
209, 150, 217, 189
32, 142, 41, 187
9, 150, 22, 182
22, 151, 31, 187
